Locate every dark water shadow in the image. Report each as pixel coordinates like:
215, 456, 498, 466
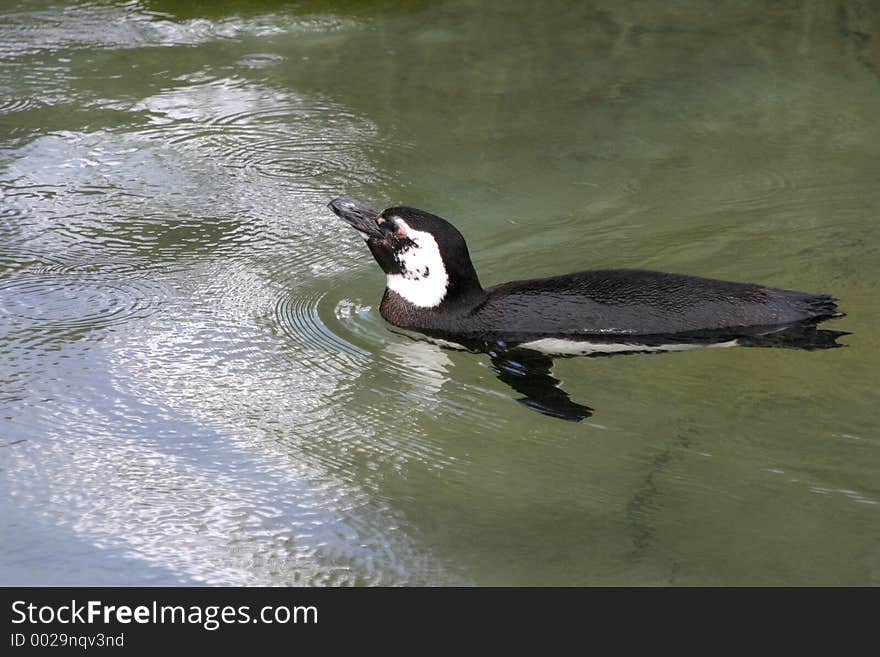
483, 321, 849, 422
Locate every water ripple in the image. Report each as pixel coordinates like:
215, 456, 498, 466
0, 265, 166, 344
0, 96, 43, 116
326, 288, 508, 434
132, 78, 392, 196
274, 290, 367, 360
236, 53, 287, 70
0, 3, 353, 61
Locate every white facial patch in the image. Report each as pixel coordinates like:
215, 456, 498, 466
385, 219, 449, 308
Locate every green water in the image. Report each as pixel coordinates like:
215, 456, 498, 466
1, 0, 878, 585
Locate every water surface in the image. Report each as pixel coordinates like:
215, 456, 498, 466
1, 0, 878, 585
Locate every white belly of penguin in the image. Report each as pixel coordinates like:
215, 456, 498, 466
519, 337, 740, 355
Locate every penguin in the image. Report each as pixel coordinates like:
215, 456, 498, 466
328, 198, 846, 421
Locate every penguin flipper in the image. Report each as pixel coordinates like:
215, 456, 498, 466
488, 349, 592, 422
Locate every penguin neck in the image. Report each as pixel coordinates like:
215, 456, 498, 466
384, 244, 485, 312
380, 269, 485, 328
383, 273, 484, 311
439, 274, 485, 313
434, 244, 485, 310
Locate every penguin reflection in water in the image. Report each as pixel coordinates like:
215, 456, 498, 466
329, 198, 847, 422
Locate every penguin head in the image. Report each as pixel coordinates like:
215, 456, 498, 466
328, 198, 483, 309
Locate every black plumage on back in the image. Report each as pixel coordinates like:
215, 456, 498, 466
328, 198, 847, 421
472, 269, 840, 337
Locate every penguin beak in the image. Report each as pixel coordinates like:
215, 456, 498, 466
328, 198, 385, 239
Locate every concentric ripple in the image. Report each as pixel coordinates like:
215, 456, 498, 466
0, 246, 69, 275
274, 289, 368, 360
331, 297, 388, 348
132, 78, 401, 197
325, 288, 508, 433
0, 267, 165, 342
